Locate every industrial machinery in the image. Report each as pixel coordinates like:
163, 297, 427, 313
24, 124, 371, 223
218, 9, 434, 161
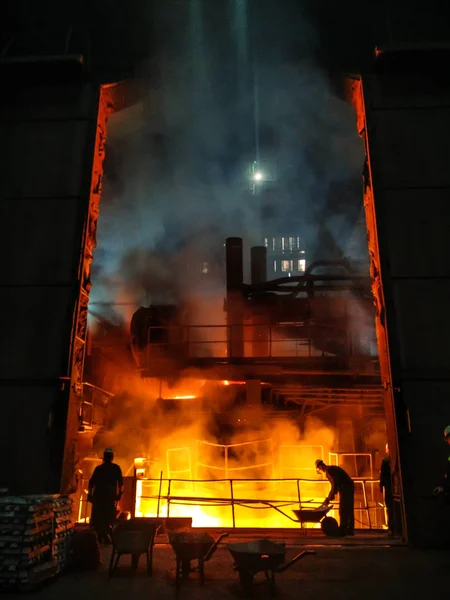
129, 237, 378, 382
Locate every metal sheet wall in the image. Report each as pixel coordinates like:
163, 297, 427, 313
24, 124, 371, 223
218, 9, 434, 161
361, 54, 450, 547
0, 82, 102, 494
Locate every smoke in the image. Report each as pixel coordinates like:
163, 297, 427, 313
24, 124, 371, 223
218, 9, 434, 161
89, 1, 364, 325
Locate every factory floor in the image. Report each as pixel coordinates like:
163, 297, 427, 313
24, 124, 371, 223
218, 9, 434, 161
4, 532, 450, 599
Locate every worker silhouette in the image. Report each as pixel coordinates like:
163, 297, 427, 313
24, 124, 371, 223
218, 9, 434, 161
380, 443, 397, 535
88, 448, 124, 544
315, 459, 355, 536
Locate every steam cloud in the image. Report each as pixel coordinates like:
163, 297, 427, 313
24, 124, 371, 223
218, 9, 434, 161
89, 0, 365, 325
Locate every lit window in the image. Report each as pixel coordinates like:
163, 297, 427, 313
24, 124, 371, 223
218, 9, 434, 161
273, 260, 277, 272
272, 238, 276, 251
281, 260, 293, 272
288, 237, 295, 251
202, 262, 209, 274
281, 237, 285, 251
264, 237, 268, 247
298, 259, 306, 272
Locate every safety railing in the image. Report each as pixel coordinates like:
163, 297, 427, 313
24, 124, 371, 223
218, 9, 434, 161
133, 477, 386, 530
328, 452, 374, 480
78, 382, 113, 431
195, 439, 274, 483
166, 447, 193, 480
144, 323, 358, 362
77, 477, 92, 524
279, 445, 325, 479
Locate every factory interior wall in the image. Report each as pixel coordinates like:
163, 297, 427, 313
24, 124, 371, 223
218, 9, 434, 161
362, 62, 450, 547
0, 82, 103, 494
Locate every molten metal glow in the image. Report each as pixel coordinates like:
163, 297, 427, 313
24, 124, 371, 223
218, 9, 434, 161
173, 395, 196, 400
134, 478, 332, 529
133, 438, 343, 529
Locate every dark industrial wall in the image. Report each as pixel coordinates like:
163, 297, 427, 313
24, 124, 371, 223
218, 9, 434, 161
0, 78, 105, 493
360, 49, 450, 547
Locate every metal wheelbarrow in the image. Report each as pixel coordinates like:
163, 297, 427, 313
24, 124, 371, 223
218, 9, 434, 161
228, 538, 315, 597
168, 531, 228, 590
292, 502, 339, 536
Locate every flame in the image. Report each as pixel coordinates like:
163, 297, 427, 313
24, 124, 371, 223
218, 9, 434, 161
134, 478, 333, 529
133, 434, 344, 530
84, 376, 385, 531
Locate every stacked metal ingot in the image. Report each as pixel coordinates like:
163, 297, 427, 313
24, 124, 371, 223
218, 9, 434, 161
0, 495, 74, 591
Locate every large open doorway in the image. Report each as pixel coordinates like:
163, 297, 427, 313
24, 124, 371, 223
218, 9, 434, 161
73, 46, 396, 538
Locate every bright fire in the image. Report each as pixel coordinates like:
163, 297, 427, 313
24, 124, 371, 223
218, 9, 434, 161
132, 435, 382, 530
79, 376, 386, 531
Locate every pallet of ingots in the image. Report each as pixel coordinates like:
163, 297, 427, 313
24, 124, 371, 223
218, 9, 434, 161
52, 497, 74, 571
0, 494, 74, 591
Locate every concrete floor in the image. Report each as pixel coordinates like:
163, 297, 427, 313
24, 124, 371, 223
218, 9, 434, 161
3, 532, 450, 599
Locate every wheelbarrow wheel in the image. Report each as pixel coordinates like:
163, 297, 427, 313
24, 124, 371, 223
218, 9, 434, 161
321, 516, 340, 537
238, 570, 254, 597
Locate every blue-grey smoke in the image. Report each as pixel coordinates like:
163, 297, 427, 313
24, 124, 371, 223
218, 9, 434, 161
90, 0, 365, 324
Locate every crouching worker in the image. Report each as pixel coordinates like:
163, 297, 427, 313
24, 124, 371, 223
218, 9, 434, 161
88, 448, 124, 544
315, 459, 355, 536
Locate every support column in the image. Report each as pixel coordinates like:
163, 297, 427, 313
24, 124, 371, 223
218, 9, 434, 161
352, 47, 450, 547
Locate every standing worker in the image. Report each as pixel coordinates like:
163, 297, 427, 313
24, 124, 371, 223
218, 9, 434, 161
88, 448, 124, 544
380, 443, 396, 535
433, 425, 450, 503
315, 459, 355, 536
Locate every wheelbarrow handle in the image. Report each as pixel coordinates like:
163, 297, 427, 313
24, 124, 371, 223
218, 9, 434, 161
276, 550, 316, 574
204, 533, 229, 562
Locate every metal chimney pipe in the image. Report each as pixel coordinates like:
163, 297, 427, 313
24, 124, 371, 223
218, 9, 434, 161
250, 246, 267, 284
225, 237, 244, 358
250, 246, 269, 358
226, 237, 244, 291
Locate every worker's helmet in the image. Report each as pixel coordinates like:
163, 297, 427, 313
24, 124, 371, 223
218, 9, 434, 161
444, 426, 450, 438
104, 447, 114, 460
315, 459, 326, 473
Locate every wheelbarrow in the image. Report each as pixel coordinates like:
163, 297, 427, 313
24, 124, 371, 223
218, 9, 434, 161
228, 538, 315, 597
292, 502, 339, 536
168, 531, 229, 590
109, 519, 160, 577
269, 500, 339, 536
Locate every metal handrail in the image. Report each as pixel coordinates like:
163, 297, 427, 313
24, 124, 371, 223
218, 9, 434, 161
134, 477, 385, 530
143, 323, 360, 363
328, 452, 374, 480
196, 439, 274, 480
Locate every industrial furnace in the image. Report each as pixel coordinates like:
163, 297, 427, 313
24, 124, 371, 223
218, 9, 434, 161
76, 236, 387, 531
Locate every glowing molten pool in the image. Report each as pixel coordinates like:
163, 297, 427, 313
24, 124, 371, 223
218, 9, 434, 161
134, 476, 335, 529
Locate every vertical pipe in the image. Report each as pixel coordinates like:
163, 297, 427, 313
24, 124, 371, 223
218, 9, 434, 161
226, 237, 244, 290
226, 237, 244, 358
167, 479, 171, 518
250, 246, 269, 357
250, 246, 267, 284
230, 479, 236, 528
156, 471, 163, 518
